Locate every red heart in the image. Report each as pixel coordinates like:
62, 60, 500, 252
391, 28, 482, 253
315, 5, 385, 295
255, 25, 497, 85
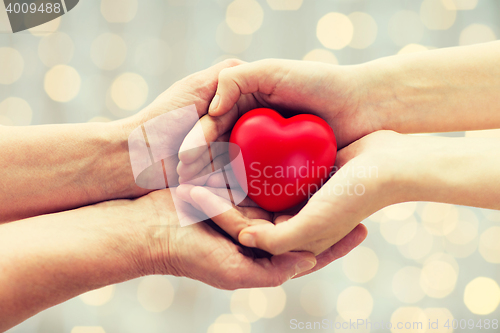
229, 108, 337, 212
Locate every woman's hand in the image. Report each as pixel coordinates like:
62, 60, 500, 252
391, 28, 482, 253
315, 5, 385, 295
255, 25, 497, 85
176, 59, 380, 179
184, 129, 500, 256
179, 131, 421, 256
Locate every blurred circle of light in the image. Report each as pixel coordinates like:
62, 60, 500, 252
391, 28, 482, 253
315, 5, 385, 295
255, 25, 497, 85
0, 47, 24, 85
38, 32, 74, 68
336, 286, 373, 321
88, 116, 112, 123
442, 0, 478, 10
444, 207, 478, 244
248, 286, 286, 318
303, 49, 338, 64
101, 0, 138, 23
70, 327, 106, 333
425, 252, 460, 272
333, 315, 370, 333
0, 5, 10, 32
266, 0, 302, 10
226, 0, 264, 35
44, 65, 81, 102
0, 97, 32, 126
390, 307, 427, 333
479, 226, 500, 263
388, 11, 424, 46
79, 285, 115, 306
230, 289, 261, 322
110, 73, 148, 111
207, 314, 250, 333
316, 13, 354, 50
463, 277, 500, 315
341, 246, 379, 283
420, 254, 458, 298
91, 33, 127, 71
368, 209, 385, 223
137, 276, 175, 312
382, 202, 417, 221
167, 0, 194, 6
28, 17, 61, 36
459, 24, 497, 46
392, 266, 425, 303
216, 21, 253, 54
398, 223, 434, 261
0, 115, 12, 126
397, 44, 429, 55
380, 215, 418, 246
480, 207, 500, 221
420, 0, 456, 30
348, 12, 378, 49
444, 237, 478, 258
300, 280, 336, 316
212, 54, 241, 66
421, 202, 457, 236
135, 37, 173, 76
423, 308, 454, 333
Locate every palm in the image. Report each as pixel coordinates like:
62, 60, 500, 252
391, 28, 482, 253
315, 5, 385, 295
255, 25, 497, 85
142, 189, 312, 289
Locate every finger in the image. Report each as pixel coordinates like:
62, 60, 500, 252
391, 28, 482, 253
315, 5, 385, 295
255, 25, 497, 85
177, 133, 230, 180
178, 105, 239, 164
227, 251, 317, 289
179, 152, 231, 184
293, 223, 368, 279
178, 58, 245, 118
205, 169, 237, 187
208, 60, 287, 116
273, 214, 292, 224
177, 183, 252, 210
190, 186, 271, 240
237, 199, 334, 255
176, 184, 204, 211
239, 170, 366, 255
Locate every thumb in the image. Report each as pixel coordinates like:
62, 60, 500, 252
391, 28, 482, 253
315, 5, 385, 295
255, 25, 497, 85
238, 208, 324, 255
208, 59, 289, 116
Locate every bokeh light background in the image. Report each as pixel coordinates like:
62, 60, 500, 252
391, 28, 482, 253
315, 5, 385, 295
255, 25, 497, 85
2, 0, 500, 332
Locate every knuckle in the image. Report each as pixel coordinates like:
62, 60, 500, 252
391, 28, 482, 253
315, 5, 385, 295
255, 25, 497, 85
219, 67, 233, 81
272, 274, 288, 287
222, 58, 243, 68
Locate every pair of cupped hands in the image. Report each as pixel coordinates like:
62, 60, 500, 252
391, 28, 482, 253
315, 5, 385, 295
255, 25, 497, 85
126, 58, 410, 289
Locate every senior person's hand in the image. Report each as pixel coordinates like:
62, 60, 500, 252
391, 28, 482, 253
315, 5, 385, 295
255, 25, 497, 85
0, 59, 243, 222
0, 183, 323, 331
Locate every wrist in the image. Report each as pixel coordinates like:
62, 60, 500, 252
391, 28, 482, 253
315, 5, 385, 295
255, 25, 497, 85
381, 134, 457, 204
95, 118, 150, 201
354, 58, 403, 133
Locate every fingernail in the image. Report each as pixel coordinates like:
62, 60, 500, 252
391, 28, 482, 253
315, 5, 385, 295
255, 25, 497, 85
295, 259, 316, 276
239, 233, 256, 247
209, 94, 220, 113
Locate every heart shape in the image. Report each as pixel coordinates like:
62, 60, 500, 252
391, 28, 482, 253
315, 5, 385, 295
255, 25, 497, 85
229, 108, 337, 212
